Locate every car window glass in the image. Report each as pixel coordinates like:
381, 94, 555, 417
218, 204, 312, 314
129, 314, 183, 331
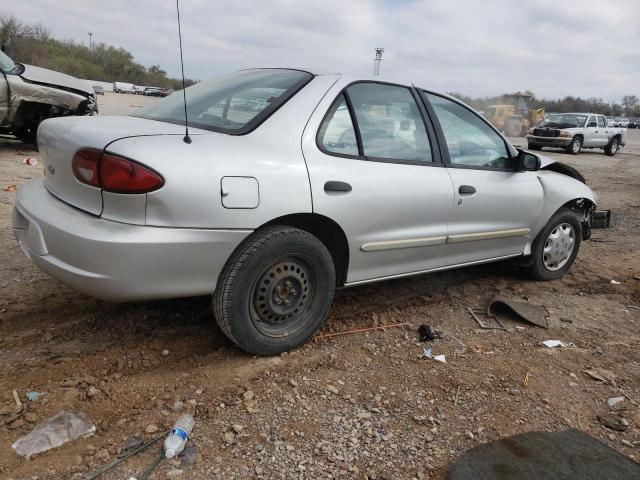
587, 116, 597, 127
347, 83, 432, 162
135, 69, 312, 134
597, 116, 606, 128
318, 95, 358, 156
425, 93, 510, 169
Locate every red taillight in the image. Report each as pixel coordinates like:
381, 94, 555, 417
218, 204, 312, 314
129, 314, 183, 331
72, 149, 101, 187
100, 154, 164, 193
71, 149, 163, 193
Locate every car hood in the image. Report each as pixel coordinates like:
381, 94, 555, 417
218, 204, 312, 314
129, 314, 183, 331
20, 64, 94, 96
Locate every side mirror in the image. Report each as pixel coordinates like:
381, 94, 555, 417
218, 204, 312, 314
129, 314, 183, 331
515, 149, 540, 171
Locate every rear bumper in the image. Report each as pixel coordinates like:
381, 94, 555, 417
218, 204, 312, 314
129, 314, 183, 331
13, 179, 251, 301
526, 135, 572, 147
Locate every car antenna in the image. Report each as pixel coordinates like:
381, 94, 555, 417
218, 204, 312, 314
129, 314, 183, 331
176, 0, 191, 144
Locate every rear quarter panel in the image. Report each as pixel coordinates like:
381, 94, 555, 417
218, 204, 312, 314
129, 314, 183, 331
105, 74, 340, 229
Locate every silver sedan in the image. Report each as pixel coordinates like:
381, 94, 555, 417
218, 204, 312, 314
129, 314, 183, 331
13, 68, 602, 354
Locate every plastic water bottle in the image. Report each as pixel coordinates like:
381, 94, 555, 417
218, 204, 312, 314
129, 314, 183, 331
164, 414, 194, 459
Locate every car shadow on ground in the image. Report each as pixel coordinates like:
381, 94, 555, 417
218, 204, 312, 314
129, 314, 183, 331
10, 260, 525, 359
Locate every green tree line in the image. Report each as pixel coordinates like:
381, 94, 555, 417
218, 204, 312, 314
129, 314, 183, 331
449, 91, 640, 118
0, 14, 196, 89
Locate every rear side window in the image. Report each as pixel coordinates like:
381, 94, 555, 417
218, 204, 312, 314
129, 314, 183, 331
348, 83, 432, 162
318, 95, 358, 156
425, 93, 510, 169
134, 69, 312, 134
597, 116, 606, 128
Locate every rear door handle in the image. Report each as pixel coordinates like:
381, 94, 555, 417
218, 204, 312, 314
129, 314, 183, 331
324, 181, 352, 193
458, 185, 476, 194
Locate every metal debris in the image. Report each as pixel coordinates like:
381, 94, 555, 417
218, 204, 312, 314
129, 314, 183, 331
466, 306, 507, 330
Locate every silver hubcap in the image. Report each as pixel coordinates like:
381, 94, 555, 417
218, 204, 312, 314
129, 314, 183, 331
543, 223, 575, 271
572, 139, 580, 153
611, 141, 618, 153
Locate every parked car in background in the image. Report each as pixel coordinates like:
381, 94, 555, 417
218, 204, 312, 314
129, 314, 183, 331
627, 118, 639, 129
0, 49, 97, 143
143, 87, 164, 97
606, 117, 615, 127
619, 118, 629, 128
527, 113, 627, 156
113, 82, 135, 93
14, 68, 610, 355
93, 85, 104, 95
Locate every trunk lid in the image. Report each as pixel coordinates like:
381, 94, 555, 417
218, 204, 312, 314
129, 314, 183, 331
38, 115, 192, 215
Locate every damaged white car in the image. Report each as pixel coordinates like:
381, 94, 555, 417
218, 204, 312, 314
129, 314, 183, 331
0, 49, 97, 143
13, 69, 613, 355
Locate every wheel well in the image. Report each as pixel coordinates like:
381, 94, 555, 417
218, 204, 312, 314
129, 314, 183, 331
573, 134, 583, 141
264, 213, 350, 286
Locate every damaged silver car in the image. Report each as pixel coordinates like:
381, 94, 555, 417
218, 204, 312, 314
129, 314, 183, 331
0, 49, 97, 143
13, 69, 612, 355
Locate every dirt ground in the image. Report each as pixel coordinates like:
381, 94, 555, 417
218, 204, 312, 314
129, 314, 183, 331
0, 93, 639, 479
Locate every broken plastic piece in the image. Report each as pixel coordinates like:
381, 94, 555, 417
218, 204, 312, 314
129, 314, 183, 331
26, 391, 43, 402
543, 340, 566, 348
487, 295, 549, 329
610, 279, 621, 285
12, 411, 95, 459
22, 157, 38, 166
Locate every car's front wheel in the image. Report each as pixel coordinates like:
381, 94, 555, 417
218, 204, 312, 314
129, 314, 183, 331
523, 209, 582, 281
213, 225, 335, 355
566, 136, 582, 155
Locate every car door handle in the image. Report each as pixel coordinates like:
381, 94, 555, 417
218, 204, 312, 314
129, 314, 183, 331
458, 185, 476, 195
324, 181, 352, 193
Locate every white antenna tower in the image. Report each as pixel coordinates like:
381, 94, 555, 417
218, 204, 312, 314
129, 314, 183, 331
373, 48, 384, 76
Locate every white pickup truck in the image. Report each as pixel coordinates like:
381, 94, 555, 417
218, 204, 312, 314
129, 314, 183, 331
526, 113, 627, 156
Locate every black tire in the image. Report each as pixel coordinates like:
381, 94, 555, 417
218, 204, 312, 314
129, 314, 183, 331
528, 143, 542, 151
523, 209, 582, 281
213, 225, 335, 355
566, 136, 582, 155
504, 118, 522, 137
604, 137, 619, 156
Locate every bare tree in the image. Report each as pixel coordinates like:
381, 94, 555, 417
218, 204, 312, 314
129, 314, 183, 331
621, 95, 638, 116
0, 15, 33, 53
32, 22, 52, 42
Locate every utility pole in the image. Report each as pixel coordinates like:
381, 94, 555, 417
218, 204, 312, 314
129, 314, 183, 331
373, 48, 384, 76
88, 32, 93, 52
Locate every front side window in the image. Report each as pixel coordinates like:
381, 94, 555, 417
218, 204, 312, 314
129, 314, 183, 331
347, 83, 432, 162
134, 69, 312, 134
425, 93, 510, 169
587, 116, 597, 127
318, 95, 358, 156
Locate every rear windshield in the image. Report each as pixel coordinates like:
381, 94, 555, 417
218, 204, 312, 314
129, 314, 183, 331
134, 69, 313, 134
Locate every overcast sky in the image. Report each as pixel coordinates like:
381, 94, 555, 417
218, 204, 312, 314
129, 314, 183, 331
5, 0, 640, 101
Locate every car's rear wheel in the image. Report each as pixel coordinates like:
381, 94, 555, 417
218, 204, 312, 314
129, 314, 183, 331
604, 137, 619, 156
566, 136, 582, 155
213, 225, 335, 355
523, 209, 582, 281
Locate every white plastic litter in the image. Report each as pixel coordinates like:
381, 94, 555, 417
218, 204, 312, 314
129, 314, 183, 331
11, 411, 95, 459
543, 340, 566, 348
610, 279, 621, 285
422, 346, 446, 363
